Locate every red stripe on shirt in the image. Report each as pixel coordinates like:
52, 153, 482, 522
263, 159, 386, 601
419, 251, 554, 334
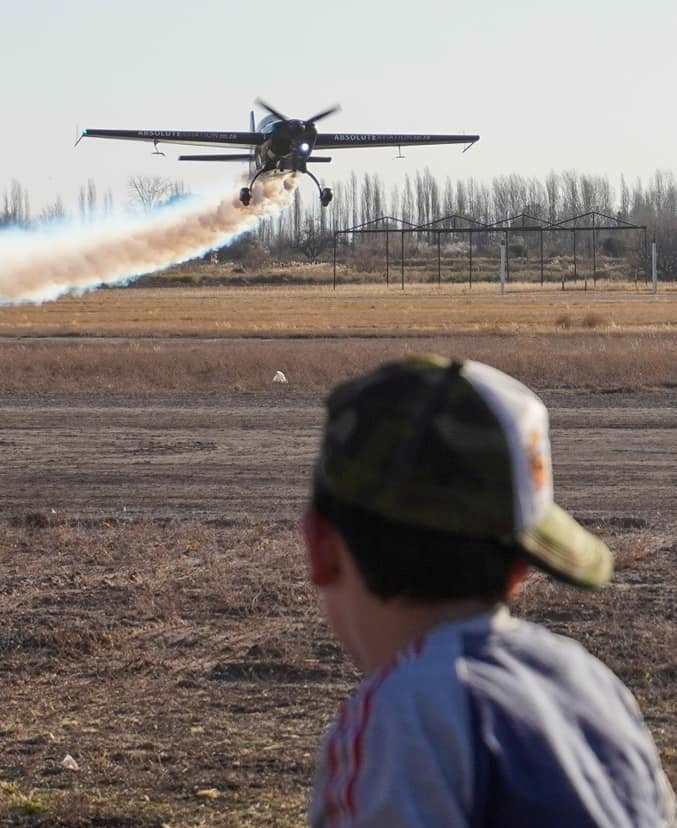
321, 638, 429, 824
323, 700, 349, 824
343, 664, 395, 819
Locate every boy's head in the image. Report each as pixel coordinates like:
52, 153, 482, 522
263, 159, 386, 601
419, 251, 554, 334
302, 356, 612, 655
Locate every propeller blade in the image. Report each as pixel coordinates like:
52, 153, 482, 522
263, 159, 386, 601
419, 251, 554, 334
255, 98, 289, 123
307, 104, 342, 123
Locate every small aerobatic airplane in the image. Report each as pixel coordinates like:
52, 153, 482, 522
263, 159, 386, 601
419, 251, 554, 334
77, 99, 479, 207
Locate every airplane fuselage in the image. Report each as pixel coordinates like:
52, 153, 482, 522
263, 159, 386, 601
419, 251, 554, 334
255, 115, 318, 172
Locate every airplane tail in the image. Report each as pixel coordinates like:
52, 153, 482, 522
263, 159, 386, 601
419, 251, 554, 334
249, 110, 256, 177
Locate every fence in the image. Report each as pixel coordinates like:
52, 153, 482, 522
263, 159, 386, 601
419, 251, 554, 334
332, 211, 649, 290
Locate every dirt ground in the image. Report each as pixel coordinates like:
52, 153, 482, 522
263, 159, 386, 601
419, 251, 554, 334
0, 389, 675, 525
1, 386, 675, 826
0, 287, 675, 825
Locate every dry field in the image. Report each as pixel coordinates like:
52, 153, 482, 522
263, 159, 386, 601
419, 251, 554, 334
0, 284, 675, 338
141, 252, 644, 288
0, 334, 675, 396
0, 286, 675, 826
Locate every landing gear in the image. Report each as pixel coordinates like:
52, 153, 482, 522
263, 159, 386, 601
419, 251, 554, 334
240, 168, 332, 208
305, 169, 333, 208
240, 167, 269, 206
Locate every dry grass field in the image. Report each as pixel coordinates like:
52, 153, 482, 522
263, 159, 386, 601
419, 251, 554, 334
138, 251, 645, 289
0, 334, 674, 395
0, 285, 675, 826
1, 518, 673, 827
0, 284, 675, 339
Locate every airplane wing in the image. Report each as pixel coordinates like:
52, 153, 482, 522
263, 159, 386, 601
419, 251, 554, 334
76, 129, 265, 149
315, 133, 479, 149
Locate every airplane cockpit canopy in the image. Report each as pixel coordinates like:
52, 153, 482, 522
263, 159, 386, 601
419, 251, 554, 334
257, 114, 279, 134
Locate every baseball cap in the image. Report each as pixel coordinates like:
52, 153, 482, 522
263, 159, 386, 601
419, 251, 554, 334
313, 355, 612, 589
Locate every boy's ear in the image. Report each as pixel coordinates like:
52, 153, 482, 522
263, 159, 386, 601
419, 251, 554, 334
506, 557, 529, 599
301, 509, 343, 588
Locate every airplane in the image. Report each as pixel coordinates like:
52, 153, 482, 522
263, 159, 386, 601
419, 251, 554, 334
77, 99, 480, 208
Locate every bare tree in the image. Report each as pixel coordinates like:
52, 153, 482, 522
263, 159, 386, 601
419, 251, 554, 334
389, 184, 400, 223
87, 178, 97, 217
0, 180, 30, 226
128, 175, 174, 211
456, 179, 466, 216
545, 172, 560, 224
372, 174, 383, 218
443, 177, 454, 217
78, 185, 87, 221
292, 188, 302, 246
561, 170, 580, 216
402, 174, 414, 225
619, 175, 630, 219
40, 195, 67, 223
361, 173, 373, 225
298, 214, 331, 261
103, 188, 114, 216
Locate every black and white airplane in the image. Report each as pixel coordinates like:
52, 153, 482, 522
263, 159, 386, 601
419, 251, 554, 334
77, 99, 479, 207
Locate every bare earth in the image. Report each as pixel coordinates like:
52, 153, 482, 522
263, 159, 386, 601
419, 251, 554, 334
0, 389, 675, 526
0, 287, 675, 826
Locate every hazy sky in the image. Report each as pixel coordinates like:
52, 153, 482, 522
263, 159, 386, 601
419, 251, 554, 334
2, 0, 675, 213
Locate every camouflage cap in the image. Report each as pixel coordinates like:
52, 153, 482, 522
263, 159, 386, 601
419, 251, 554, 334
313, 355, 612, 589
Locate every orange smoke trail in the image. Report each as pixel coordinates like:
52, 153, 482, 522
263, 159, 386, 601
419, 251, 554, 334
0, 175, 296, 305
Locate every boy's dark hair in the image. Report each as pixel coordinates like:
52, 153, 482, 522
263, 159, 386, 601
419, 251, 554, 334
313, 488, 522, 603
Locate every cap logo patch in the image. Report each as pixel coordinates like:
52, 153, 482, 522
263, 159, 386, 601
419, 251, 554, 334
527, 430, 548, 490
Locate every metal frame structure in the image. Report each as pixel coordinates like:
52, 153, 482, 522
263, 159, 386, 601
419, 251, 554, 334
332, 210, 648, 290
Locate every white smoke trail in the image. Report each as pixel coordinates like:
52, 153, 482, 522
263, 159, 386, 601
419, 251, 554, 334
0, 175, 296, 305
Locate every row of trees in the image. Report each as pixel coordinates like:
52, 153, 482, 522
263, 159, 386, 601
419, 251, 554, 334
253, 169, 676, 275
0, 176, 185, 228
2, 169, 675, 273
257, 168, 675, 240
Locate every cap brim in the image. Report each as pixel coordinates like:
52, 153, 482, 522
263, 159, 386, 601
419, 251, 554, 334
517, 503, 613, 589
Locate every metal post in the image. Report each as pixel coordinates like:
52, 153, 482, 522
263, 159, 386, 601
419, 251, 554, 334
505, 230, 510, 282
652, 238, 657, 293
437, 231, 441, 287
573, 227, 577, 283
584, 230, 588, 291
401, 231, 405, 290
540, 229, 544, 286
499, 239, 507, 294
592, 214, 597, 288
385, 227, 390, 287
469, 232, 473, 289
333, 233, 337, 290
643, 228, 648, 284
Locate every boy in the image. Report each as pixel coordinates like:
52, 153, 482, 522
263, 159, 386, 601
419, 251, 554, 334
302, 356, 674, 827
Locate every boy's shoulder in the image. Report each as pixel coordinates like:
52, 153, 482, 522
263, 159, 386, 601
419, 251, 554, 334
371, 608, 645, 749
314, 610, 675, 827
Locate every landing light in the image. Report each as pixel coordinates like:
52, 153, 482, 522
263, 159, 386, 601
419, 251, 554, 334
300, 142, 310, 154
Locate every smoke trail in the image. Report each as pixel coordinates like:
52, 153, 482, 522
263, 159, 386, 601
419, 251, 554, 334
0, 175, 296, 305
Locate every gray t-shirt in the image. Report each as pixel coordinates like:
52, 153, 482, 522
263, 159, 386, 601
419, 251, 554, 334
309, 607, 675, 827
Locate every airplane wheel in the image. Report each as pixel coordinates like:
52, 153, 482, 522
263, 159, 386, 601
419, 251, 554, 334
240, 187, 251, 206
320, 187, 333, 207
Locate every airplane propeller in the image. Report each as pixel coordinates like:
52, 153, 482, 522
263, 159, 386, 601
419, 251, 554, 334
255, 98, 341, 125
255, 98, 290, 123
306, 104, 342, 123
